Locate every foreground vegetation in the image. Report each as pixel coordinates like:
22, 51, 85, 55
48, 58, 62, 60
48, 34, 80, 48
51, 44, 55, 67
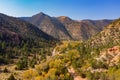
12, 40, 119, 80
1, 40, 120, 80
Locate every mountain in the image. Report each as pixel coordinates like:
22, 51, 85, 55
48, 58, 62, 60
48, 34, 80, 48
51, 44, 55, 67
22, 12, 72, 40
87, 18, 120, 48
0, 13, 56, 46
82, 19, 113, 31
57, 17, 113, 40
20, 12, 113, 40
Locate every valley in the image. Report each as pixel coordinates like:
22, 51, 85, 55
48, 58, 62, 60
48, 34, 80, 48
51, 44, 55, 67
1, 0, 120, 79
0, 13, 120, 80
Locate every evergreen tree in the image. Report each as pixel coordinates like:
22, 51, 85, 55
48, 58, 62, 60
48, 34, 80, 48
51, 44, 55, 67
3, 67, 8, 73
8, 74, 16, 80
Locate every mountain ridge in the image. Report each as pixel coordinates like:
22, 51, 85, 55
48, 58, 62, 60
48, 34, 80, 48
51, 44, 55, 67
0, 13, 56, 46
20, 12, 113, 41
87, 18, 120, 48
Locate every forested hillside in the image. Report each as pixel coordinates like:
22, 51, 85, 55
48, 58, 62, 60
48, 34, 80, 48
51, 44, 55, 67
0, 13, 57, 75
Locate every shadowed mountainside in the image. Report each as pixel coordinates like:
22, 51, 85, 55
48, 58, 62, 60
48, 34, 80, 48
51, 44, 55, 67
0, 13, 56, 46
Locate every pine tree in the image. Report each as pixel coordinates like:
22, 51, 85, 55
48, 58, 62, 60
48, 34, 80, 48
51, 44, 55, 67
8, 74, 16, 80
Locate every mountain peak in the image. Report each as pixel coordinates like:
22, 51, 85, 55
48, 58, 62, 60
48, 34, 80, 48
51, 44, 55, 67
57, 16, 73, 22
32, 12, 48, 17
38, 12, 46, 15
58, 16, 72, 20
59, 16, 68, 19
36, 12, 48, 16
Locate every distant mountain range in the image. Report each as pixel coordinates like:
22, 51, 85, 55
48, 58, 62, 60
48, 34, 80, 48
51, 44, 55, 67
0, 12, 114, 42
20, 12, 113, 40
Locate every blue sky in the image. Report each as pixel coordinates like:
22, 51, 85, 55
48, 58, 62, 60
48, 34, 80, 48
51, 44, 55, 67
0, 0, 120, 20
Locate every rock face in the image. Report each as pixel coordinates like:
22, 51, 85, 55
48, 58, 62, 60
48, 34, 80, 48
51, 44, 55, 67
20, 12, 113, 41
0, 13, 55, 45
96, 46, 120, 66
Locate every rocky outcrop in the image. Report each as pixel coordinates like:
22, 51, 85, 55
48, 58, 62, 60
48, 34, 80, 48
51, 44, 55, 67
87, 19, 120, 48
96, 46, 120, 66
